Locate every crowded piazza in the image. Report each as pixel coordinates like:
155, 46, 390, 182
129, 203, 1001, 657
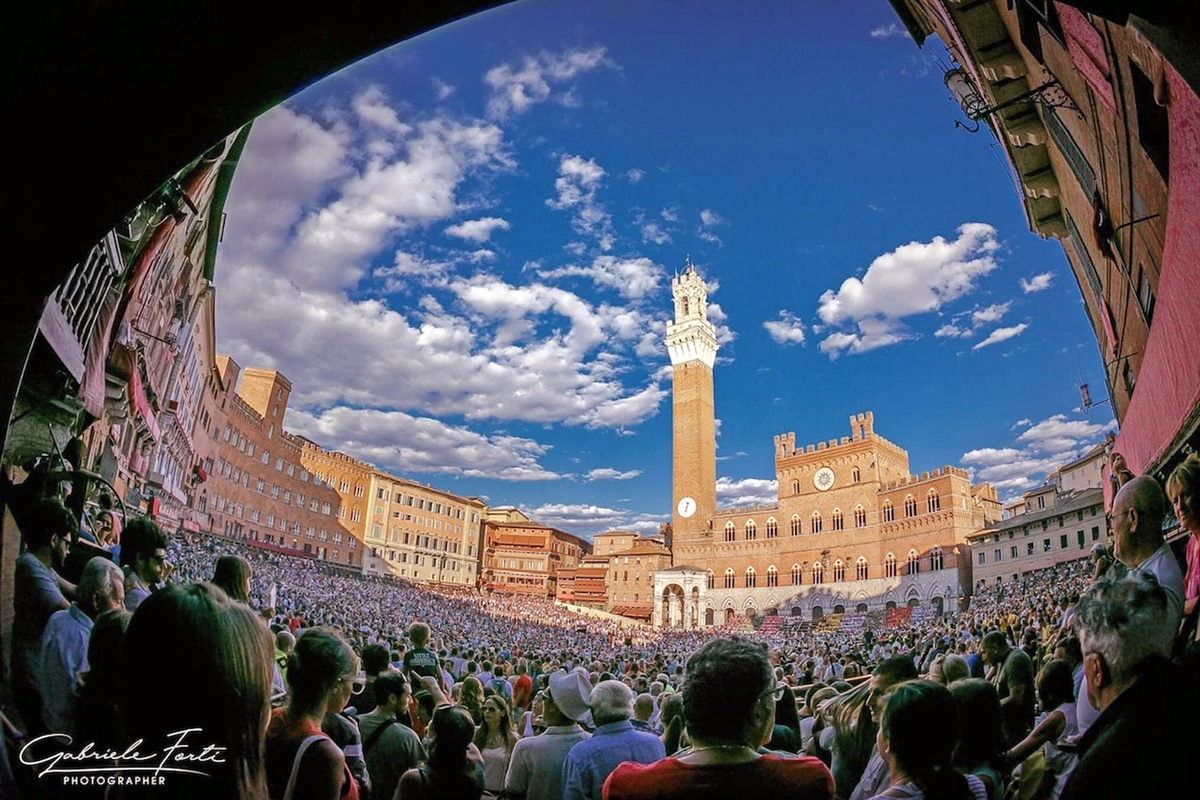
5, 1, 1200, 799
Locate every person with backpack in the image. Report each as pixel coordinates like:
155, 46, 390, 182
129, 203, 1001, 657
358, 673, 426, 800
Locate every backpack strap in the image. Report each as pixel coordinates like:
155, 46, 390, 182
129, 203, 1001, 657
283, 734, 327, 800
363, 719, 396, 755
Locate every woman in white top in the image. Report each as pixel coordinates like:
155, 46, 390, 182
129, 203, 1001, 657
1005, 660, 1079, 800
472, 694, 518, 798
871, 680, 989, 800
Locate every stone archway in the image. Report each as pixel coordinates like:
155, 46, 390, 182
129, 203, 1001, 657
705, 607, 715, 626
812, 605, 824, 621
725, 607, 736, 624
660, 584, 685, 628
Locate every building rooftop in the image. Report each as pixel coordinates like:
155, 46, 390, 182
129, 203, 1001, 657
969, 487, 1104, 540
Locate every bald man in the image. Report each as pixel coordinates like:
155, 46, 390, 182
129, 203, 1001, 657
1112, 475, 1184, 633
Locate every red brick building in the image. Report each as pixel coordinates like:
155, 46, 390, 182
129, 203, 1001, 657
482, 519, 590, 596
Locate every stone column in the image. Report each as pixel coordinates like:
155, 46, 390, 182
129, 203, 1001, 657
653, 599, 662, 628
668, 595, 680, 628
683, 594, 693, 629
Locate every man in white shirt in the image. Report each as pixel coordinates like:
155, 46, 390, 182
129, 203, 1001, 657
505, 670, 592, 800
1112, 476, 1184, 634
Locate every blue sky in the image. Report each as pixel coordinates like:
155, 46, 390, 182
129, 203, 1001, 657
216, 0, 1115, 537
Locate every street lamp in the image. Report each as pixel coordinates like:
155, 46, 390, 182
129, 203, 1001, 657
944, 67, 1080, 133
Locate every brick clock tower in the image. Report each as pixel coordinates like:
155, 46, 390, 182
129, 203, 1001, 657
666, 261, 719, 543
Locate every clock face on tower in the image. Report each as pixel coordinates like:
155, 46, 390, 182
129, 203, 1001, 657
677, 496, 697, 518
813, 467, 835, 492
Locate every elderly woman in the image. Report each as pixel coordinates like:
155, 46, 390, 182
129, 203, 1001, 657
604, 637, 834, 799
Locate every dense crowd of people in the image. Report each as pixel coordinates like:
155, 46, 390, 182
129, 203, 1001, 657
4, 454, 1198, 799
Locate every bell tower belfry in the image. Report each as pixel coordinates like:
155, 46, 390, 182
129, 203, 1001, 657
666, 259, 719, 542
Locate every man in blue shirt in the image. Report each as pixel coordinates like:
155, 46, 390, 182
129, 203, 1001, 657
562, 679, 665, 800
39, 557, 125, 733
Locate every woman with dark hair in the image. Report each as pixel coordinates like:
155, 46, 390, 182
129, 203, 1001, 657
766, 684, 802, 753
872, 681, 987, 800
473, 694, 518, 798
266, 627, 361, 800
396, 705, 485, 800
118, 582, 274, 800
948, 680, 1006, 799
1005, 660, 1078, 800
213, 553, 253, 604
74, 609, 131, 748
605, 637, 833, 799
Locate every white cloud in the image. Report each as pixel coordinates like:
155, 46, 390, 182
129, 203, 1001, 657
467, 249, 496, 264
546, 154, 613, 251
763, 311, 807, 345
699, 209, 726, 227
585, 467, 642, 481
432, 78, 456, 101
971, 302, 1011, 325
444, 216, 511, 243
352, 86, 412, 136
660, 206, 679, 223
961, 413, 1114, 496
374, 250, 455, 291
640, 220, 672, 245
485, 46, 611, 118
697, 229, 723, 246
1016, 414, 1112, 453
537, 255, 666, 300
870, 23, 906, 39
1012, 418, 1032, 428
287, 406, 560, 481
934, 324, 972, 338
281, 112, 512, 292
1020, 272, 1054, 293
973, 322, 1028, 350
816, 223, 1001, 358
716, 477, 778, 507
625, 168, 645, 183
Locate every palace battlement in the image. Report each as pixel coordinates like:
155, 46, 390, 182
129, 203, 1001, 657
882, 465, 971, 490
775, 411, 906, 460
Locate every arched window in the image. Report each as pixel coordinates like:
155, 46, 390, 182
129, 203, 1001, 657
930, 546, 944, 571
885, 552, 897, 578
767, 565, 778, 587
833, 559, 845, 582
883, 500, 895, 523
791, 564, 802, 586
792, 480, 800, 494
725, 522, 735, 542
854, 505, 867, 528
766, 518, 778, 538
811, 511, 823, 534
745, 520, 757, 540
832, 509, 844, 531
724, 568, 735, 589
856, 556, 868, 580
812, 562, 825, 584
707, 570, 714, 589
904, 495, 917, 517
907, 549, 919, 575
745, 567, 757, 588
852, 466, 861, 482
927, 489, 941, 513
791, 515, 801, 536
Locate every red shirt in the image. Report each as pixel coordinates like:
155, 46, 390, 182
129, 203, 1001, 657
603, 754, 834, 800
265, 708, 359, 800
513, 674, 533, 709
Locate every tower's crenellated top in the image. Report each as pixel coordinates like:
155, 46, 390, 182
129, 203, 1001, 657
666, 258, 719, 368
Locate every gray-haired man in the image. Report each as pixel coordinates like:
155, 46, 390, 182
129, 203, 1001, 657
1060, 572, 1198, 800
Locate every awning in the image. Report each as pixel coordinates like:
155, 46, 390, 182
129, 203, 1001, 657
193, 463, 208, 482
1110, 61, 1200, 483
128, 365, 161, 440
182, 520, 200, 532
